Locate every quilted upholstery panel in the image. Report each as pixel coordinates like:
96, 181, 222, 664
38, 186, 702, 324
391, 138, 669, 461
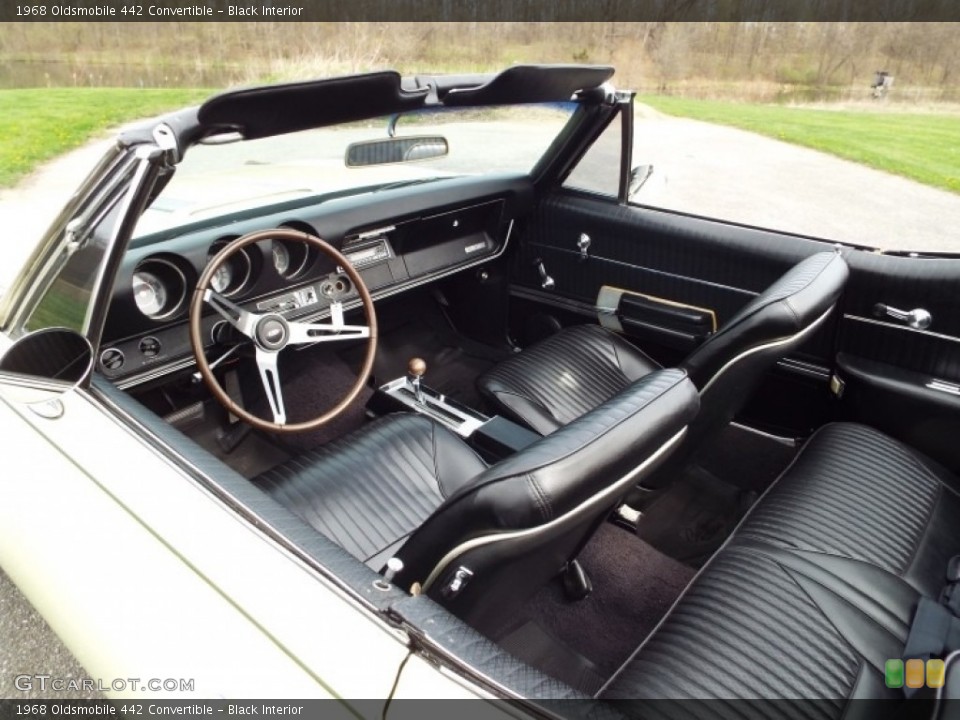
255, 414, 478, 566
477, 324, 659, 432
738, 423, 940, 574
600, 546, 861, 705
520, 193, 826, 298
843, 250, 960, 339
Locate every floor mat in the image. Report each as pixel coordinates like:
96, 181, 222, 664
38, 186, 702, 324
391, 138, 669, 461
633, 423, 797, 566
506, 522, 695, 685
637, 464, 757, 567
498, 620, 606, 695
187, 402, 292, 479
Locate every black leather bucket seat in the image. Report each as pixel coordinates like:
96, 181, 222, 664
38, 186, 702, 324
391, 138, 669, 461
255, 368, 698, 634
478, 250, 849, 486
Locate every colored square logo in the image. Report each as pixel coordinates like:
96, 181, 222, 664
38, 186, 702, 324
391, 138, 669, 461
885, 659, 904, 688
906, 658, 925, 688
927, 659, 946, 688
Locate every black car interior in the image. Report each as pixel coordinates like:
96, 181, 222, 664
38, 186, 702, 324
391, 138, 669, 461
90, 67, 960, 706
477, 250, 849, 491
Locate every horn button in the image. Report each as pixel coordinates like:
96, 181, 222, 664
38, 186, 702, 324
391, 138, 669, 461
255, 315, 289, 351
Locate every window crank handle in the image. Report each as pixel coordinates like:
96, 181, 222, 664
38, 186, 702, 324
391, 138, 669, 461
873, 303, 932, 330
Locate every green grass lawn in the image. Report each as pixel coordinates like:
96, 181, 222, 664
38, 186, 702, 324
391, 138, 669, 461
5, 88, 959, 196
0, 88, 210, 188
640, 96, 960, 194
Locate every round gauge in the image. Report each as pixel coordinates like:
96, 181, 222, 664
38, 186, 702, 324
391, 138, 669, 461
131, 257, 188, 320
272, 242, 290, 276
207, 239, 255, 297
211, 263, 233, 294
271, 238, 313, 279
132, 271, 167, 317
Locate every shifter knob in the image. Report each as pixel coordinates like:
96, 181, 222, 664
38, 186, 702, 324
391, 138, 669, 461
407, 357, 426, 405
408, 357, 427, 378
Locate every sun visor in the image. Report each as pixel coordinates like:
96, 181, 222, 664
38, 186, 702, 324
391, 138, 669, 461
439, 65, 614, 106
198, 71, 430, 139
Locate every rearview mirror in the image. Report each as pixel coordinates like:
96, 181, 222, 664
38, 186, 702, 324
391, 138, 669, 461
345, 136, 449, 167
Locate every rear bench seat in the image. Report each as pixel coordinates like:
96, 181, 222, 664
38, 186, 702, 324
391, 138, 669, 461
597, 422, 960, 703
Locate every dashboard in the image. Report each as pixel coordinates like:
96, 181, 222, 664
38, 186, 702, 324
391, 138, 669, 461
99, 174, 533, 389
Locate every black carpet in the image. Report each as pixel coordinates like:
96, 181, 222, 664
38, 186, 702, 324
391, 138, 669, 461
696, 423, 798, 493
244, 342, 373, 454
498, 620, 606, 695
502, 522, 695, 687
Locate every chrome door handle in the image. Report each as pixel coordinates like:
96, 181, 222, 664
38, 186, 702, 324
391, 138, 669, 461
577, 233, 591, 262
873, 303, 932, 330
534, 258, 555, 290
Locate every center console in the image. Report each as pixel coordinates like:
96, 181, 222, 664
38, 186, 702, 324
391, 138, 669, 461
367, 357, 541, 462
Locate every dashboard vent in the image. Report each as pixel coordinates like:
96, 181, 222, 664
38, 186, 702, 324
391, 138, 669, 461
99, 348, 125, 372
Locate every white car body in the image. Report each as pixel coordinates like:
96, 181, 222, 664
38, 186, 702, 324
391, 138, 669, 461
0, 338, 492, 702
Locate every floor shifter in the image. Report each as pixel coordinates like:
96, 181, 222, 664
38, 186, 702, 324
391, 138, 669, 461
407, 357, 427, 404
374, 356, 487, 438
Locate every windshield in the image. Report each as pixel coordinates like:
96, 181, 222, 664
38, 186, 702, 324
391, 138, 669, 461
135, 102, 577, 238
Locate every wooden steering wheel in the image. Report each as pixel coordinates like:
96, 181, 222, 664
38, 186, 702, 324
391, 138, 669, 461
189, 228, 377, 433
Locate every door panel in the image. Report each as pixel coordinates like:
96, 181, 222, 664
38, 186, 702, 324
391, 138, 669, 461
839, 252, 960, 379
512, 192, 840, 364
509, 191, 960, 462
509, 192, 843, 436
835, 251, 960, 472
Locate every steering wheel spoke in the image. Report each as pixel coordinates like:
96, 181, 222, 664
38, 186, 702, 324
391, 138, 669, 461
288, 303, 371, 345
204, 288, 259, 338
255, 348, 286, 425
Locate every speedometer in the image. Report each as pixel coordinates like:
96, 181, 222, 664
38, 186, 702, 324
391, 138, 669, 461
132, 271, 167, 317
271, 238, 313, 279
272, 243, 290, 275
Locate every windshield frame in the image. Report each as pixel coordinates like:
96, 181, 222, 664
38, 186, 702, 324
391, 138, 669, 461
133, 101, 581, 242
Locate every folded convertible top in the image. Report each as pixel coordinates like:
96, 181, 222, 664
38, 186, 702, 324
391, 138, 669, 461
197, 64, 614, 139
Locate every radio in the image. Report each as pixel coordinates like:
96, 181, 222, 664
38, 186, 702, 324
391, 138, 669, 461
341, 238, 392, 270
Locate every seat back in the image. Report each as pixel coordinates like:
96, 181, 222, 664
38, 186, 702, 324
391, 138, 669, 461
391, 368, 699, 635
641, 250, 849, 488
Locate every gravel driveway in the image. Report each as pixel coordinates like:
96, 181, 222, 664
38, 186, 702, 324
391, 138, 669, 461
1, 108, 958, 696
631, 111, 960, 252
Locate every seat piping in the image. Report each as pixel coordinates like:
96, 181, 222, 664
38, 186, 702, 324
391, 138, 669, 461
420, 426, 687, 591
